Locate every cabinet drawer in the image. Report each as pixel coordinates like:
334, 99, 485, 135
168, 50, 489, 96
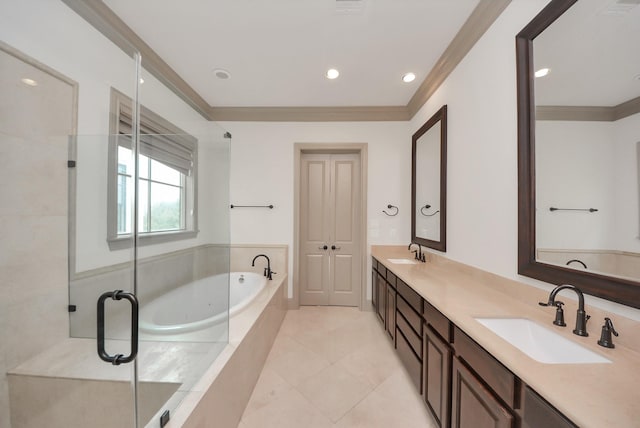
396, 296, 422, 334
377, 263, 387, 278
423, 300, 451, 343
522, 387, 577, 428
397, 279, 422, 314
396, 328, 422, 392
453, 326, 516, 408
386, 270, 397, 289
397, 311, 421, 357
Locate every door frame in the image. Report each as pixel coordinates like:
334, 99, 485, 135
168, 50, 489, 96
292, 143, 368, 310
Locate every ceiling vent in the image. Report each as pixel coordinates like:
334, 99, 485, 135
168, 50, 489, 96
335, 0, 366, 15
601, 0, 640, 15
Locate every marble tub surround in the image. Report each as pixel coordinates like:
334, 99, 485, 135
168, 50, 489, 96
164, 271, 287, 428
230, 244, 288, 281
70, 244, 230, 339
371, 245, 640, 428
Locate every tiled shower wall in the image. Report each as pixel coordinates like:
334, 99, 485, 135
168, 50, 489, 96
0, 44, 76, 428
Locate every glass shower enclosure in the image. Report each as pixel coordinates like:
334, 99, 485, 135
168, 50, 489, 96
66, 61, 231, 426
0, 27, 230, 428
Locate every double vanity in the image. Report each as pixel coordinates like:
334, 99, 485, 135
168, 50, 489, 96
371, 246, 639, 428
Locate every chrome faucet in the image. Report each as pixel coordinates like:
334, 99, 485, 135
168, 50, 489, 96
252, 254, 275, 280
408, 243, 425, 262
539, 285, 590, 336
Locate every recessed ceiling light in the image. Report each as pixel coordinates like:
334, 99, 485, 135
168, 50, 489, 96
402, 72, 416, 83
534, 68, 550, 78
213, 69, 231, 80
20, 78, 38, 87
326, 68, 340, 80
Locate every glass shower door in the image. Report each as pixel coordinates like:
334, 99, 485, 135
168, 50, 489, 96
134, 126, 231, 427
69, 132, 140, 427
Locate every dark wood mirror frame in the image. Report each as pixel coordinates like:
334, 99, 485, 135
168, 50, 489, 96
412, 105, 447, 252
516, 0, 640, 309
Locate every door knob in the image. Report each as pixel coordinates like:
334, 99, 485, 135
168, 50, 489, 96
318, 245, 328, 250
331, 245, 341, 250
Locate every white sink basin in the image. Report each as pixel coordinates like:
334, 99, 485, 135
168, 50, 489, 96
387, 258, 418, 265
475, 317, 611, 364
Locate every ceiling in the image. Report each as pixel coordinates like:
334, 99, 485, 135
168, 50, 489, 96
102, 0, 480, 108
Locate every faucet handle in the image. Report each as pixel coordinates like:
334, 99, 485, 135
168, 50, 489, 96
597, 317, 618, 348
605, 317, 618, 336
538, 301, 551, 307
553, 301, 566, 327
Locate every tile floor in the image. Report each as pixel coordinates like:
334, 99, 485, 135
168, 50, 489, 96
238, 306, 436, 428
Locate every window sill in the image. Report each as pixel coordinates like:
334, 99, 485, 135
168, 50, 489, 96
107, 230, 199, 251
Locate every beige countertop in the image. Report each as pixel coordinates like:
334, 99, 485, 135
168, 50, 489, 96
371, 245, 640, 428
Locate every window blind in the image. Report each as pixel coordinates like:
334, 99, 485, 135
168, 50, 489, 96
118, 113, 196, 177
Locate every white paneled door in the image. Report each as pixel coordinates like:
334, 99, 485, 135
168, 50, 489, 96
300, 153, 361, 306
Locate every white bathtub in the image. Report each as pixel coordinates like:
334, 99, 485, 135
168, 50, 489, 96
139, 272, 267, 335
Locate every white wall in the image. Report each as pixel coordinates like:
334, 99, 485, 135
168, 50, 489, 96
409, 0, 551, 279
536, 120, 616, 250
407, 0, 640, 320
612, 112, 640, 253
535, 115, 640, 255
221, 121, 411, 298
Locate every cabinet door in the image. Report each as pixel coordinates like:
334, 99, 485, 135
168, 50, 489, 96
451, 358, 513, 428
424, 326, 452, 428
376, 272, 386, 325
386, 286, 396, 342
522, 386, 577, 428
371, 268, 377, 311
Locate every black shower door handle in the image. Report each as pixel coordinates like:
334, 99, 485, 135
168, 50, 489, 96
97, 290, 139, 365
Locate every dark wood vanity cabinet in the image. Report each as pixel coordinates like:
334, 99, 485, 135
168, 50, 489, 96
451, 357, 514, 428
371, 258, 378, 310
372, 258, 395, 342
371, 259, 577, 428
423, 325, 452, 428
451, 327, 517, 428
372, 261, 387, 326
395, 278, 424, 392
385, 272, 396, 341
521, 387, 577, 428
422, 299, 454, 428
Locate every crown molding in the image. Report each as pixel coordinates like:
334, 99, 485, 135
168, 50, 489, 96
535, 106, 615, 121
536, 96, 640, 121
209, 106, 409, 122
406, 0, 512, 118
62, 0, 509, 123
61, 0, 212, 120
614, 95, 640, 121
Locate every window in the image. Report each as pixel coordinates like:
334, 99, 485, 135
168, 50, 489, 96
108, 88, 198, 250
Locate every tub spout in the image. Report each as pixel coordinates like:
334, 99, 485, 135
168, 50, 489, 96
252, 254, 274, 280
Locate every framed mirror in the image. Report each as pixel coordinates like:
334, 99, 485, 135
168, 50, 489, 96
517, 0, 640, 308
412, 105, 447, 252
